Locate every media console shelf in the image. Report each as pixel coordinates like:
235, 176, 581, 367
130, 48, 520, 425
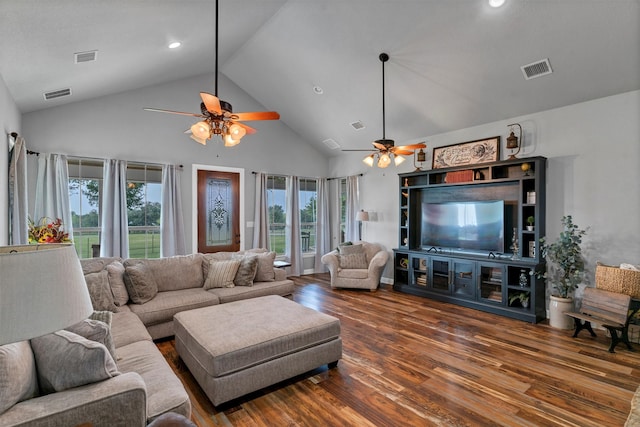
394, 157, 546, 323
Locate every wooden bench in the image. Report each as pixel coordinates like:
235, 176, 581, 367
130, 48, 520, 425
564, 287, 633, 353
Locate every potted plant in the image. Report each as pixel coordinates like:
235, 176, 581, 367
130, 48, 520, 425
509, 291, 530, 308
534, 215, 588, 329
526, 215, 535, 231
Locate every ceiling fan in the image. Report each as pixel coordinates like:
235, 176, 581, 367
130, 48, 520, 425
344, 53, 426, 168
144, 0, 279, 147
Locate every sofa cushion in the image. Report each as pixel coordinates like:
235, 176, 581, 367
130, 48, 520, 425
125, 254, 205, 292
80, 257, 122, 275
127, 288, 219, 327
106, 261, 129, 306
254, 251, 276, 282
0, 341, 39, 414
124, 263, 158, 304
84, 270, 118, 312
111, 311, 153, 348
31, 330, 120, 394
232, 254, 259, 286
208, 280, 295, 304
66, 318, 117, 361
116, 340, 191, 420
203, 259, 241, 289
339, 253, 368, 269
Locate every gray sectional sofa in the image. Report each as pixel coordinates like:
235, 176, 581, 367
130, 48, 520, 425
0, 250, 294, 426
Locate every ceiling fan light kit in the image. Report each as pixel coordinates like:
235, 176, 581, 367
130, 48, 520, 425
144, 0, 279, 147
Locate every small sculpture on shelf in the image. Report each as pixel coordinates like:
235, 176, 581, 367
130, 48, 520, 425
526, 216, 535, 231
510, 227, 520, 260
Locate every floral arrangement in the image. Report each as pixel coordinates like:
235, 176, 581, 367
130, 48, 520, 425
28, 217, 71, 244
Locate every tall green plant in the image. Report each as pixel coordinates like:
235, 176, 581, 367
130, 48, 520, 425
535, 215, 588, 298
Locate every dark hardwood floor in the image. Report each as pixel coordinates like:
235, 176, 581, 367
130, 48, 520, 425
157, 273, 640, 426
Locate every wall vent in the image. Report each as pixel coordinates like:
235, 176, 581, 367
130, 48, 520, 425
74, 50, 98, 64
43, 88, 72, 100
350, 121, 365, 130
521, 58, 553, 80
322, 138, 341, 150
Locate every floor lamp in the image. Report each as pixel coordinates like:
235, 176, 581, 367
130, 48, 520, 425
356, 210, 369, 241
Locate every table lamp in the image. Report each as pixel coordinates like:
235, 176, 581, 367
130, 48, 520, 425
0, 244, 93, 346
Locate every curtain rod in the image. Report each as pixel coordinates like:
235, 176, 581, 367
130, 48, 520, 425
251, 172, 363, 180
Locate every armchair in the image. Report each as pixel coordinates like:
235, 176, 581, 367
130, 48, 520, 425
321, 241, 389, 291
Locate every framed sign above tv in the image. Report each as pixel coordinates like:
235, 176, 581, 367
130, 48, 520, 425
432, 136, 500, 169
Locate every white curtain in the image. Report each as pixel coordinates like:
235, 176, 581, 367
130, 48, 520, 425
314, 178, 330, 272
34, 153, 73, 238
286, 176, 304, 276
160, 164, 186, 257
8, 136, 28, 244
100, 159, 129, 257
345, 174, 360, 242
252, 172, 270, 249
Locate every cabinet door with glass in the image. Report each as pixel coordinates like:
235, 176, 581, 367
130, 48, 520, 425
478, 263, 505, 305
429, 257, 452, 294
452, 260, 475, 299
410, 255, 429, 288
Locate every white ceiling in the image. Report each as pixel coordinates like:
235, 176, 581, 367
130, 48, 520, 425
1, 0, 639, 156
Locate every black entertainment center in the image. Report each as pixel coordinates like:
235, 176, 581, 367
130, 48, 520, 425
393, 156, 546, 323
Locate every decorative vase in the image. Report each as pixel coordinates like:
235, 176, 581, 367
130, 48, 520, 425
549, 295, 574, 329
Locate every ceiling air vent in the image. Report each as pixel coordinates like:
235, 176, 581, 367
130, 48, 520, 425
350, 121, 365, 131
521, 58, 553, 80
74, 50, 98, 64
322, 138, 341, 150
43, 88, 72, 100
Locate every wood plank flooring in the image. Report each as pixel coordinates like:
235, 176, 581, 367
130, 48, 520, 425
157, 273, 640, 426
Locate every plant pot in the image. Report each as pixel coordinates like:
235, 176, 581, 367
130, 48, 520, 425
549, 295, 574, 329
526, 226, 534, 231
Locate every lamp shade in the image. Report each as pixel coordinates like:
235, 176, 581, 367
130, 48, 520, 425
356, 210, 369, 221
0, 244, 93, 345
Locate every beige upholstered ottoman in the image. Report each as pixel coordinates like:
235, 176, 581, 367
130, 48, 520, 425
173, 295, 342, 406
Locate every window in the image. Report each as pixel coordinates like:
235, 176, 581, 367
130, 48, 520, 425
339, 178, 347, 243
68, 159, 162, 258
266, 176, 286, 255
266, 176, 318, 256
299, 178, 317, 253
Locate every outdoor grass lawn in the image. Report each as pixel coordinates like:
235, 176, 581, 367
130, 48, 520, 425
73, 232, 160, 259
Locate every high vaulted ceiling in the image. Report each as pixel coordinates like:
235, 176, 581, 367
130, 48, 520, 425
1, 0, 639, 156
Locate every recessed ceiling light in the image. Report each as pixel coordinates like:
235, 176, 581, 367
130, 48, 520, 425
168, 41, 182, 49
313, 86, 324, 95
488, 0, 505, 7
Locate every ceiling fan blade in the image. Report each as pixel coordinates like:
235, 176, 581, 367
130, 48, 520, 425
235, 111, 280, 121
395, 143, 427, 151
143, 107, 204, 118
393, 149, 414, 155
233, 121, 257, 135
200, 92, 222, 115
372, 142, 388, 151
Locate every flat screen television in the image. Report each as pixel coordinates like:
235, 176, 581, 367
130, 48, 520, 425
421, 200, 504, 253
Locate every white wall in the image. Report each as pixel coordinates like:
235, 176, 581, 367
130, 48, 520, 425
21, 72, 329, 250
0, 75, 22, 245
330, 90, 640, 286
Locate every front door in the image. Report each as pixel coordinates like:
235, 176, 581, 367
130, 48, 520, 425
197, 169, 240, 253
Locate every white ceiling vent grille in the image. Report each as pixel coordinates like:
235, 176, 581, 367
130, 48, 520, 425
521, 58, 553, 80
43, 88, 72, 100
322, 138, 341, 150
350, 121, 365, 130
74, 50, 98, 64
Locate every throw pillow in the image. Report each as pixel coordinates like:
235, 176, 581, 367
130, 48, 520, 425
231, 254, 259, 287
336, 241, 353, 251
66, 318, 117, 361
84, 270, 117, 312
123, 263, 158, 304
203, 259, 241, 289
339, 253, 368, 269
30, 330, 119, 394
106, 261, 129, 306
254, 251, 276, 282
0, 341, 39, 414
339, 243, 364, 255
88, 311, 117, 360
